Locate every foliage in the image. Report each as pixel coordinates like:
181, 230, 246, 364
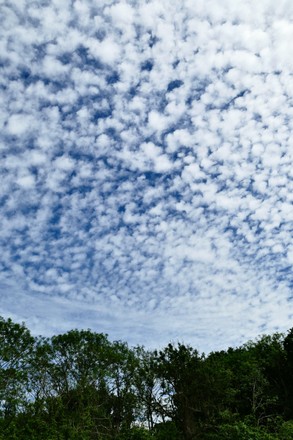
1, 316, 293, 439
207, 421, 279, 439
0, 317, 34, 418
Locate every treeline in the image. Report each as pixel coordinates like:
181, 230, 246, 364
1, 317, 293, 439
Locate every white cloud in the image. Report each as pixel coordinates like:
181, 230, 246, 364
6, 114, 33, 136
43, 56, 69, 78
87, 37, 121, 65
148, 111, 169, 133
107, 2, 135, 25
54, 155, 75, 171
182, 163, 205, 183
28, 150, 47, 166
287, 248, 293, 265
16, 174, 35, 189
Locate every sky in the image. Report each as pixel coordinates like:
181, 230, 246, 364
0, 0, 293, 353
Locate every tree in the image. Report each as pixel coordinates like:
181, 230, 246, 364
106, 341, 140, 435
0, 317, 34, 419
1, 316, 293, 440
154, 343, 210, 439
282, 328, 293, 418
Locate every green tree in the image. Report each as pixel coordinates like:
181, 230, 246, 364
107, 341, 140, 435
154, 343, 212, 439
283, 328, 293, 418
133, 347, 166, 430
0, 317, 34, 419
2, 316, 293, 440
25, 329, 115, 439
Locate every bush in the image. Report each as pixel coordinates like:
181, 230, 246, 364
207, 422, 278, 440
117, 426, 153, 440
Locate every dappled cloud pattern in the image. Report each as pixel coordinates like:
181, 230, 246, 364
1, 0, 293, 351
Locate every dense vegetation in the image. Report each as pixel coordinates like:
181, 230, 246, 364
1, 317, 293, 439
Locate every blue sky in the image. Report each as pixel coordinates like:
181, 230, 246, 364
1, 0, 293, 352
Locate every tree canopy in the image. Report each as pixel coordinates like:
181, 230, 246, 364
1, 316, 293, 439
